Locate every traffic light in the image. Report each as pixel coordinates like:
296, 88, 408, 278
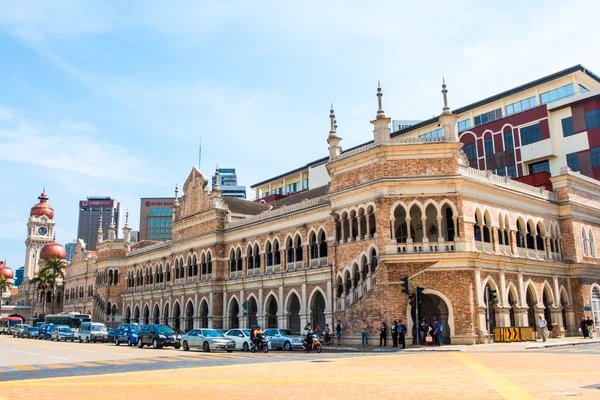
488, 289, 498, 305
416, 286, 425, 304
401, 276, 410, 296
409, 294, 416, 306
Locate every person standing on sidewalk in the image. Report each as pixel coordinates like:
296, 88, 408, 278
379, 321, 387, 347
538, 315, 548, 342
586, 316, 595, 338
391, 320, 398, 348
335, 320, 344, 346
361, 322, 369, 347
580, 317, 589, 339
398, 319, 406, 349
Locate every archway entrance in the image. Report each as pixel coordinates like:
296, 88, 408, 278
143, 306, 150, 325
199, 301, 209, 328
185, 302, 194, 332
163, 303, 169, 326
133, 306, 140, 324
173, 303, 181, 331
125, 307, 131, 324
411, 293, 451, 344
484, 284, 496, 333
153, 305, 160, 324
265, 296, 278, 328
287, 294, 301, 333
310, 291, 326, 329
508, 291, 517, 327
526, 289, 536, 328
543, 290, 553, 327
229, 299, 240, 329
247, 297, 258, 328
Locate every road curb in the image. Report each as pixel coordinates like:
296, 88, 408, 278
321, 346, 360, 352
525, 339, 600, 349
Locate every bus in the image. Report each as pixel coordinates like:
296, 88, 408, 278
0, 316, 24, 334
45, 313, 91, 329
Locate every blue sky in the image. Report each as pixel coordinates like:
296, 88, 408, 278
1, 0, 599, 271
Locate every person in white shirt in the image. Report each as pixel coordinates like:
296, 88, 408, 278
538, 316, 548, 342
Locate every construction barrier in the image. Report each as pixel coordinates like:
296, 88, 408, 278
493, 327, 536, 342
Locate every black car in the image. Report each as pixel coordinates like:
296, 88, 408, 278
137, 324, 181, 349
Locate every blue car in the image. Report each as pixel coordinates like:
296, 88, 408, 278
38, 323, 55, 340
114, 323, 140, 346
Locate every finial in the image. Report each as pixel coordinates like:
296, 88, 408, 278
109, 207, 115, 227
125, 211, 129, 225
329, 104, 337, 137
376, 82, 386, 119
53, 233, 56, 241
97, 215, 103, 233
214, 164, 221, 192
442, 77, 451, 114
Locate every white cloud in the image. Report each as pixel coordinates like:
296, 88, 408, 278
59, 120, 98, 133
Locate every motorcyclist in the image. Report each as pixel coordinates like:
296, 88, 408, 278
253, 324, 263, 350
304, 323, 314, 350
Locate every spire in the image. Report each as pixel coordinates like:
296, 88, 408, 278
107, 208, 116, 240
122, 210, 132, 243
327, 104, 342, 161
213, 165, 222, 194
124, 210, 130, 228
376, 81, 386, 119
329, 104, 337, 137
97, 215, 104, 244
172, 184, 180, 223
441, 77, 451, 115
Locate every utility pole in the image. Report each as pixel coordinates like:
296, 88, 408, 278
486, 286, 491, 343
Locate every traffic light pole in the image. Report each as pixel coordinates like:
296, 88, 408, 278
485, 286, 491, 343
415, 289, 419, 345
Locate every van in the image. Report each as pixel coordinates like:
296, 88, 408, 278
77, 322, 108, 343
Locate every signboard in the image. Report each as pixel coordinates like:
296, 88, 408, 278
144, 200, 175, 207
584, 306, 592, 311
79, 199, 114, 208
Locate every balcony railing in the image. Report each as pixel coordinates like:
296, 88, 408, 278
309, 257, 329, 267
286, 261, 302, 272
393, 241, 456, 254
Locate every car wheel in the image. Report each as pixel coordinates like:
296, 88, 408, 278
115, 338, 120, 346
152, 339, 159, 349
71, 339, 74, 342
127, 338, 133, 346
183, 341, 189, 351
263, 345, 269, 354
137, 339, 143, 348
203, 341, 210, 352
242, 342, 249, 352
227, 350, 233, 353
79, 337, 83, 343
284, 341, 292, 351
86, 337, 90, 343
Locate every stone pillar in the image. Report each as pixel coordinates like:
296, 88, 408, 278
405, 218, 413, 243
437, 217, 444, 243
545, 237, 552, 260
348, 217, 354, 242
365, 214, 372, 239
356, 215, 362, 241
421, 217, 429, 244
340, 220, 346, 244
390, 218, 396, 241
492, 227, 500, 253
510, 230, 518, 255
452, 217, 460, 241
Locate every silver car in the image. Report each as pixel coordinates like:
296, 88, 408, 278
181, 329, 235, 352
51, 326, 75, 342
263, 328, 305, 351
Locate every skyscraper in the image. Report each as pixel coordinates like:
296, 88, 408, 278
212, 168, 246, 199
65, 241, 76, 262
139, 198, 175, 241
76, 197, 123, 250
14, 266, 24, 287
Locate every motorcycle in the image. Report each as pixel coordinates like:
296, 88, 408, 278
303, 334, 322, 353
251, 334, 269, 353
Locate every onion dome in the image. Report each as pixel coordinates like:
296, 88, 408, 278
30, 190, 55, 219
0, 260, 13, 280
40, 239, 66, 260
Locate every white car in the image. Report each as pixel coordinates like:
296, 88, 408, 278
224, 328, 254, 351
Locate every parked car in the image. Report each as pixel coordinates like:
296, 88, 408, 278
224, 329, 254, 351
114, 323, 140, 346
78, 322, 108, 343
107, 328, 116, 343
263, 328, 305, 351
38, 324, 56, 340
51, 326, 75, 342
137, 324, 181, 349
25, 326, 40, 339
181, 329, 235, 352
14, 324, 31, 338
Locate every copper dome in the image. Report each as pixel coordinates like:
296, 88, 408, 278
40, 241, 66, 260
0, 261, 13, 280
30, 191, 54, 219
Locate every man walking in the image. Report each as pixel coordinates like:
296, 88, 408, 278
391, 320, 398, 348
361, 322, 369, 347
335, 320, 343, 346
379, 321, 387, 347
398, 319, 406, 349
538, 315, 548, 342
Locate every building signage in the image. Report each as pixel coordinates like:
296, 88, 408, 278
79, 199, 114, 208
584, 306, 592, 311
144, 201, 175, 207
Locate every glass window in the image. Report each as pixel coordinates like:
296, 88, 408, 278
520, 123, 542, 146
474, 109, 502, 126
591, 147, 600, 168
419, 128, 443, 139
150, 208, 155, 217
585, 110, 600, 131
529, 160, 550, 175
160, 219, 165, 228
150, 219, 154, 228
496, 168, 506, 176
484, 137, 494, 156
540, 84, 574, 104
167, 208, 171, 216
458, 119, 471, 132
463, 143, 477, 161
165, 219, 170, 227
562, 117, 575, 137
505, 97, 537, 116
579, 84, 589, 93
507, 165, 517, 178
504, 131, 514, 150
302, 178, 309, 190
566, 152, 579, 171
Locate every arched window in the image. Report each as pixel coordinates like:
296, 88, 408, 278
516, 220, 525, 248
273, 240, 281, 265
192, 254, 198, 276
187, 255, 193, 278
370, 248, 378, 273
582, 228, 589, 256
319, 231, 327, 258
166, 263, 171, 283
589, 230, 596, 257
266, 242, 273, 266
286, 237, 295, 263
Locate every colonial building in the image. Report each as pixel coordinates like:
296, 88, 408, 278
61, 78, 600, 345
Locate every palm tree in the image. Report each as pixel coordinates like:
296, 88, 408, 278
0, 275, 13, 317
30, 268, 54, 317
38, 255, 65, 314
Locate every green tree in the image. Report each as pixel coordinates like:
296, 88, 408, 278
38, 255, 65, 315
0, 275, 13, 317
30, 267, 54, 316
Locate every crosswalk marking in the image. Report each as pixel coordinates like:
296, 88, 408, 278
40, 364, 70, 369
11, 365, 39, 371
94, 360, 128, 365
69, 362, 101, 367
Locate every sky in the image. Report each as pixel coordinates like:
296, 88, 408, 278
1, 0, 599, 272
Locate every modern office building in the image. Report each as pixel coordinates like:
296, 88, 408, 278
212, 168, 246, 199
65, 241, 76, 262
13, 266, 24, 287
139, 198, 175, 241
76, 197, 123, 250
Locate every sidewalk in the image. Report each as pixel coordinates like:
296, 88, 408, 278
321, 336, 600, 353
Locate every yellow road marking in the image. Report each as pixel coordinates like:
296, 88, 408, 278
123, 359, 153, 364
11, 365, 39, 371
143, 358, 180, 363
69, 362, 101, 367
451, 353, 534, 400
94, 360, 128, 365
40, 364, 70, 369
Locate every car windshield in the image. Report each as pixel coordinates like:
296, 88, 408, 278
280, 330, 298, 336
91, 326, 107, 332
155, 326, 175, 334
128, 325, 140, 332
242, 330, 251, 336
59, 328, 72, 333
29, 328, 39, 331
202, 330, 224, 337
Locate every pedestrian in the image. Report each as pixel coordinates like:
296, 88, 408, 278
335, 320, 343, 346
324, 323, 332, 344
538, 315, 548, 342
419, 318, 428, 345
391, 320, 398, 348
432, 318, 443, 346
361, 322, 369, 347
380, 321, 387, 347
580, 317, 589, 339
398, 319, 406, 349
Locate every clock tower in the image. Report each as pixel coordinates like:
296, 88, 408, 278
24, 190, 56, 278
